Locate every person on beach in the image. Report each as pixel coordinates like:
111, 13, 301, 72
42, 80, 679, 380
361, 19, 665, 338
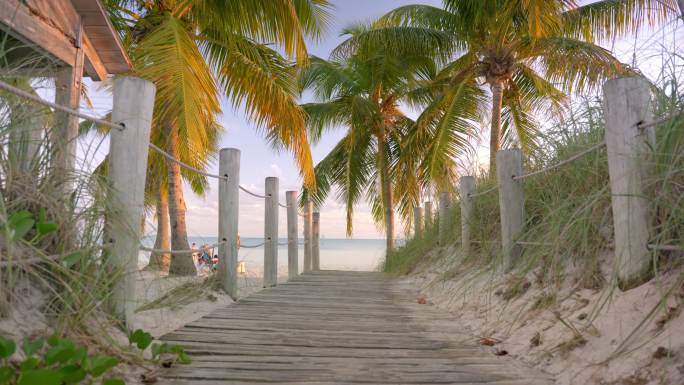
191, 243, 200, 271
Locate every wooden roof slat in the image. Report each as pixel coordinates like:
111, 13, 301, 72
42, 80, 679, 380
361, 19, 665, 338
70, 0, 131, 75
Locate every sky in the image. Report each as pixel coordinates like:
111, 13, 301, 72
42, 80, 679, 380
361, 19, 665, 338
78, 0, 682, 240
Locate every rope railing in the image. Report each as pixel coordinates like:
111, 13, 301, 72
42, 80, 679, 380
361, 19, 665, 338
139, 241, 226, 255
148, 143, 228, 181
511, 111, 681, 182
513, 141, 606, 181
239, 184, 268, 199
468, 185, 498, 198
241, 241, 266, 249
517, 241, 554, 246
0, 79, 125, 131
0, 79, 235, 183
648, 243, 683, 252
637, 112, 683, 130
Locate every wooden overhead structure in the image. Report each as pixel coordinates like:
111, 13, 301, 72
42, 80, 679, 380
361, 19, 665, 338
0, 0, 132, 173
0, 0, 131, 79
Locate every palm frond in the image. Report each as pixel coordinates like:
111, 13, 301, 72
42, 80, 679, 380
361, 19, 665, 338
192, 0, 332, 63
524, 36, 632, 94
203, 34, 315, 187
563, 0, 680, 42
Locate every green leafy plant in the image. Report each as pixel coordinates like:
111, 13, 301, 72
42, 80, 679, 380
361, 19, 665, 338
2, 208, 58, 244
128, 329, 191, 367
0, 335, 123, 385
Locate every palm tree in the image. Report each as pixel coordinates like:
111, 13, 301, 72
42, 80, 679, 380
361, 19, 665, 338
299, 26, 439, 254
344, 0, 679, 172
107, 0, 330, 275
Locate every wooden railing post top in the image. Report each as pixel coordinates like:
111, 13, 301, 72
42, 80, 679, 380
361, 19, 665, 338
495, 148, 522, 160
114, 76, 156, 92
219, 147, 241, 155
603, 75, 650, 93
459, 176, 476, 192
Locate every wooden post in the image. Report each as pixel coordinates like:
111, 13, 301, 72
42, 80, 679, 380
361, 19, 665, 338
496, 149, 524, 270
312, 212, 320, 271
424, 201, 433, 229
438, 192, 450, 245
286, 191, 298, 279
107, 77, 155, 325
264, 177, 279, 287
459, 176, 475, 256
603, 77, 655, 288
53, 35, 84, 175
303, 200, 313, 272
219, 148, 240, 297
413, 207, 423, 239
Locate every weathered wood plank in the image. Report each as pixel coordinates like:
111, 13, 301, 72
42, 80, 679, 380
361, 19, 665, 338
158, 270, 550, 384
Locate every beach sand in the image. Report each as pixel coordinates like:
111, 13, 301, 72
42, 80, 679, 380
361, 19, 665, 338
129, 267, 288, 338
403, 245, 684, 385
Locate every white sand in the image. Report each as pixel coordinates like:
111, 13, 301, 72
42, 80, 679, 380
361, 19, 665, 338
129, 267, 287, 338
403, 245, 684, 385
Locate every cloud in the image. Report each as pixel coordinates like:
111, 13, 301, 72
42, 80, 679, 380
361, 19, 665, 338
269, 164, 283, 178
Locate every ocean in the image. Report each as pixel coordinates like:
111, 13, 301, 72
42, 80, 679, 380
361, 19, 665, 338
140, 237, 387, 274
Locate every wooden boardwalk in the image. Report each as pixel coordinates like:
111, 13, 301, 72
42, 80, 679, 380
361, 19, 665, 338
159, 271, 550, 384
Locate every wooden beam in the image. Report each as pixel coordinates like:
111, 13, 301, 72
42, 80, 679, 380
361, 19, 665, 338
53, 37, 84, 174
82, 31, 107, 80
0, 0, 79, 68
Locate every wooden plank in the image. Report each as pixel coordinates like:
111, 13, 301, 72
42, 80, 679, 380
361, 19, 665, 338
71, 0, 132, 73
0, 0, 78, 67
53, 37, 84, 174
157, 271, 550, 384
81, 30, 107, 80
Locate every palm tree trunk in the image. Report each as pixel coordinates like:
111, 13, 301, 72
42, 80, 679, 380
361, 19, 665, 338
379, 138, 395, 255
146, 186, 171, 272
166, 126, 196, 275
489, 80, 504, 173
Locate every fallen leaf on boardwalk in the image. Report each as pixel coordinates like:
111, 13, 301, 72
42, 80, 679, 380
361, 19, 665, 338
653, 346, 671, 359
141, 372, 158, 383
417, 297, 427, 304
479, 337, 498, 346
530, 332, 541, 347
493, 348, 508, 356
